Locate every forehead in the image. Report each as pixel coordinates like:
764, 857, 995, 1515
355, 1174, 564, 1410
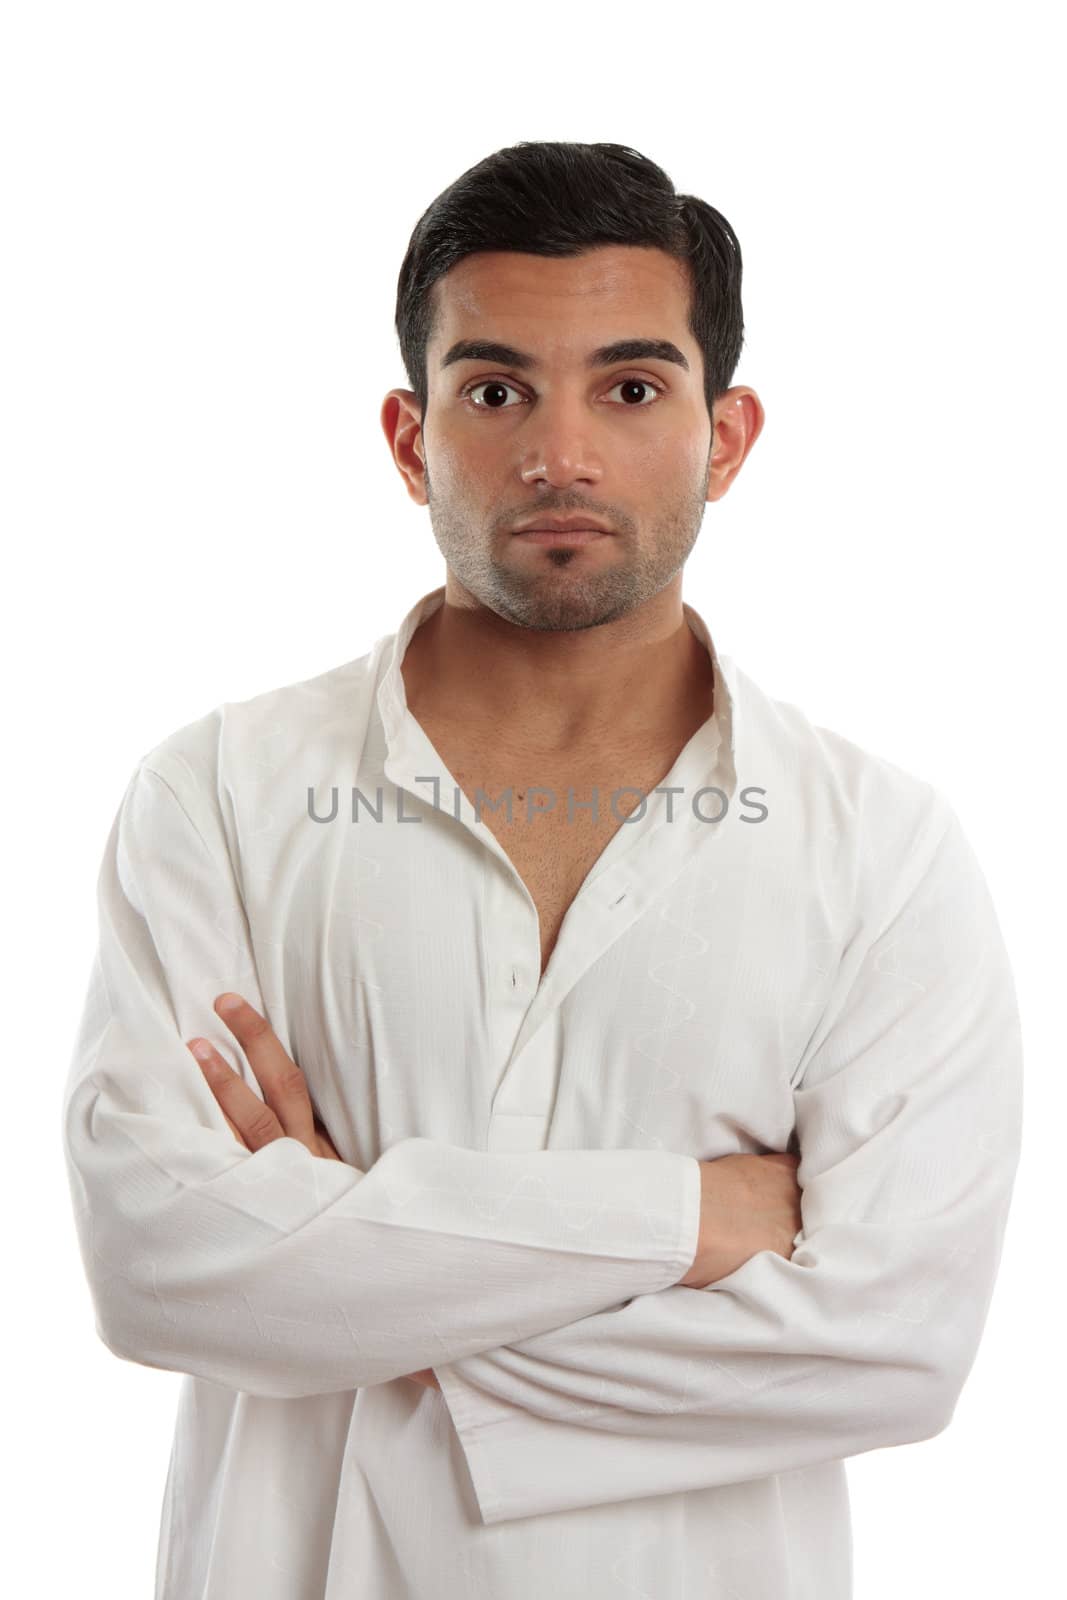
428, 245, 694, 351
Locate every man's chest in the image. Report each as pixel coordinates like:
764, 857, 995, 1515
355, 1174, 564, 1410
238, 748, 839, 1171
441, 741, 677, 976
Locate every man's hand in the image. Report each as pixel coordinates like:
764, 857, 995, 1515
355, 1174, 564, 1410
186, 992, 441, 1392
186, 992, 344, 1160
678, 1152, 803, 1288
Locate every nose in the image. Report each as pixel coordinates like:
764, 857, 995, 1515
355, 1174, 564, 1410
518, 397, 603, 489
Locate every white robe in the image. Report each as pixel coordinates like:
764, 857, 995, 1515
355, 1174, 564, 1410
61, 585, 1022, 1598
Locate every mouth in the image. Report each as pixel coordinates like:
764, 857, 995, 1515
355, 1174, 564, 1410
512, 527, 611, 546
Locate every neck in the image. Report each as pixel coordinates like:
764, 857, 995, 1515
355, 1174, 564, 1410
401, 579, 715, 758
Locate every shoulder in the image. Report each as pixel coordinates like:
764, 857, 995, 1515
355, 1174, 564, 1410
128, 644, 384, 829
726, 658, 958, 923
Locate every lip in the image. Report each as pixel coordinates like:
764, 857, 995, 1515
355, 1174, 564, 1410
511, 515, 615, 546
513, 527, 610, 545
512, 516, 614, 535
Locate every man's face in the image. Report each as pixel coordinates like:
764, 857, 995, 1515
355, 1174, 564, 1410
414, 245, 716, 632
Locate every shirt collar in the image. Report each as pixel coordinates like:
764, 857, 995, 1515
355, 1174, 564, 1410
376, 584, 740, 798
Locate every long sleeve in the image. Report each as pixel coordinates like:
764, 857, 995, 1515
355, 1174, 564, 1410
433, 800, 1024, 1526
60, 761, 701, 1400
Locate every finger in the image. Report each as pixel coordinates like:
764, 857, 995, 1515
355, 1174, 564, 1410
213, 993, 318, 1148
214, 1096, 248, 1147
221, 1111, 249, 1148
187, 1037, 285, 1153
187, 1044, 248, 1146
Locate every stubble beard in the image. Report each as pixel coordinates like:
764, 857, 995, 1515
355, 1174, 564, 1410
422, 453, 712, 634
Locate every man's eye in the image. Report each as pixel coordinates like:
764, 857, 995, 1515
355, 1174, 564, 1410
604, 378, 663, 406
463, 380, 525, 409
462, 376, 664, 410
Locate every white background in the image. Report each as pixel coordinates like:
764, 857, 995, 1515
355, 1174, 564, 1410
3, 2, 1061, 1593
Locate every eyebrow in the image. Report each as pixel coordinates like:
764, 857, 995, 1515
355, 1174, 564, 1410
440, 337, 690, 374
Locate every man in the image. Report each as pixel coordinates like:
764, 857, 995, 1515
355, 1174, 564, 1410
62, 142, 1022, 1599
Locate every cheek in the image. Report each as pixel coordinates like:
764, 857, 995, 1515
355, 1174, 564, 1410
621, 424, 708, 489
423, 424, 492, 496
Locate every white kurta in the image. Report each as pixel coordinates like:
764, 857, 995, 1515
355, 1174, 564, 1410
62, 585, 1022, 1599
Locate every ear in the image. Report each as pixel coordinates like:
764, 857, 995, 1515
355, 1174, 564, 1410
706, 387, 765, 503
380, 389, 427, 506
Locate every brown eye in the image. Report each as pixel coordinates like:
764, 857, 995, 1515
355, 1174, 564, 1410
464, 380, 524, 409
605, 378, 662, 406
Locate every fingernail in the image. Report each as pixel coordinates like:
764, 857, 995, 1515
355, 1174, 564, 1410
216, 994, 242, 1015
188, 1039, 214, 1061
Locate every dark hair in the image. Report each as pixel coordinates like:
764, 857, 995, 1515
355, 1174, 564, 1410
394, 141, 745, 424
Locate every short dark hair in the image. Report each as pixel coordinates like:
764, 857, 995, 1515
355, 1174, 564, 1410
394, 141, 745, 424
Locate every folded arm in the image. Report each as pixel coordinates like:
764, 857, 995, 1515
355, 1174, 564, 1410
61, 761, 700, 1400
432, 803, 1024, 1525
